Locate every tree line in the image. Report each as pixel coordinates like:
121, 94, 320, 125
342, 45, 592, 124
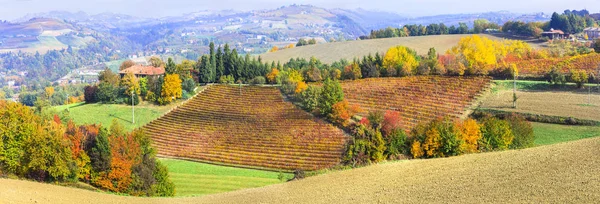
360, 19, 500, 40
0, 100, 174, 196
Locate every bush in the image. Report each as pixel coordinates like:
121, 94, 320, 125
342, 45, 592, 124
381, 111, 401, 136
84, 85, 98, 103
546, 67, 566, 85
506, 114, 534, 149
300, 85, 321, 112
457, 119, 482, 153
480, 117, 514, 151
318, 78, 344, 116
181, 78, 196, 93
410, 118, 464, 158
570, 69, 588, 88
218, 75, 235, 84
410, 140, 424, 158
124, 95, 141, 106
344, 124, 386, 166
249, 76, 266, 85
385, 128, 407, 157
329, 100, 361, 127
367, 111, 384, 130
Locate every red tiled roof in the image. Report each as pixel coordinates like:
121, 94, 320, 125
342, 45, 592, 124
119, 65, 165, 76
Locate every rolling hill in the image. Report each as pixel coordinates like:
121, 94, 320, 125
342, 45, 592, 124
2, 136, 598, 203
341, 76, 492, 131
143, 85, 348, 171
260, 34, 509, 64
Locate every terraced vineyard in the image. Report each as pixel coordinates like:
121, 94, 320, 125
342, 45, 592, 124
143, 85, 348, 171
342, 76, 492, 131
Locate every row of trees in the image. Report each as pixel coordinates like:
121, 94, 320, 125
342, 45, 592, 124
361, 20, 500, 40
0, 101, 174, 196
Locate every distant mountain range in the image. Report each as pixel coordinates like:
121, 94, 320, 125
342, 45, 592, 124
2, 4, 551, 56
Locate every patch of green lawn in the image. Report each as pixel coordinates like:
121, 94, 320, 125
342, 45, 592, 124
160, 158, 292, 197
53, 102, 176, 131
532, 122, 600, 146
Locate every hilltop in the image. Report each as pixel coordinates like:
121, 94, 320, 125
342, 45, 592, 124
1, 137, 598, 203
260, 34, 509, 64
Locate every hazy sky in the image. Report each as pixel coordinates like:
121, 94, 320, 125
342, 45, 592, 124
1, 0, 599, 20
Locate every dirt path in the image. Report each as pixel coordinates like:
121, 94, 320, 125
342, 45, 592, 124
481, 90, 600, 121
2, 137, 599, 203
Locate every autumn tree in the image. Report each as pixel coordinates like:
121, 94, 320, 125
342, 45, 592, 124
269, 46, 279, 52
119, 60, 135, 71
383, 46, 419, 76
266, 68, 279, 84
329, 100, 361, 127
159, 74, 183, 105
149, 56, 164, 68
121, 72, 140, 97
457, 119, 482, 153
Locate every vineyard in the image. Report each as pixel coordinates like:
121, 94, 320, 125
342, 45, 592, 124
510, 53, 600, 76
341, 76, 492, 131
143, 85, 348, 171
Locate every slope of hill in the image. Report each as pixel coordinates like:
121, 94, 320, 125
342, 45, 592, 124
342, 76, 492, 131
260, 34, 507, 64
2, 136, 598, 203
143, 85, 348, 171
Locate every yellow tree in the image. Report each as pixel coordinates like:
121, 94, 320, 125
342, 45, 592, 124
44, 87, 55, 99
121, 72, 140, 96
448, 35, 499, 75
160, 74, 182, 104
266, 68, 279, 84
383, 46, 419, 76
269, 46, 279, 52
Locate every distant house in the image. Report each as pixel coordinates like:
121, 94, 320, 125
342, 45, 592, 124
584, 27, 600, 40
119, 65, 165, 80
541, 29, 565, 39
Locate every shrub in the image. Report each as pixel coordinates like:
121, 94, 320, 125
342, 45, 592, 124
218, 75, 235, 84
422, 128, 442, 158
385, 128, 407, 157
410, 140, 424, 158
344, 124, 386, 166
250, 76, 266, 85
435, 119, 464, 157
381, 111, 401, 136
181, 78, 196, 93
84, 85, 98, 103
318, 78, 344, 116
329, 100, 361, 127
546, 67, 566, 85
457, 119, 482, 153
367, 111, 384, 130
300, 85, 322, 112
480, 117, 514, 151
570, 69, 588, 88
505, 114, 534, 149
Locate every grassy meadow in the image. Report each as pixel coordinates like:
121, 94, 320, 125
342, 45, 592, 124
53, 102, 177, 131
161, 159, 292, 197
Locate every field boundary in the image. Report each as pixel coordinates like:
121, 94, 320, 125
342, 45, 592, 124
473, 108, 600, 126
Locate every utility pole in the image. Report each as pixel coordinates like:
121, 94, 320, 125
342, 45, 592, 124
132, 87, 135, 124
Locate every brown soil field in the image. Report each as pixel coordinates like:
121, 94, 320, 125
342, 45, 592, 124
259, 34, 541, 64
2, 137, 599, 203
481, 90, 600, 121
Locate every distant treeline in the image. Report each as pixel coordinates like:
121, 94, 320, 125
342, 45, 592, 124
362, 9, 599, 40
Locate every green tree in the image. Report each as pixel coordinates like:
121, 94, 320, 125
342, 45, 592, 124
165, 58, 176, 75
318, 78, 344, 116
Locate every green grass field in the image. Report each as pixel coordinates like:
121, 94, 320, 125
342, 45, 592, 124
532, 122, 600, 146
54, 102, 177, 131
161, 159, 292, 197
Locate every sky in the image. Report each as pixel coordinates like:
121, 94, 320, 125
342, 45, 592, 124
1, 0, 600, 20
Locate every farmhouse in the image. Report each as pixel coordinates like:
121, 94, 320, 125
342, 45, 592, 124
541, 29, 565, 39
119, 65, 165, 80
584, 27, 600, 40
